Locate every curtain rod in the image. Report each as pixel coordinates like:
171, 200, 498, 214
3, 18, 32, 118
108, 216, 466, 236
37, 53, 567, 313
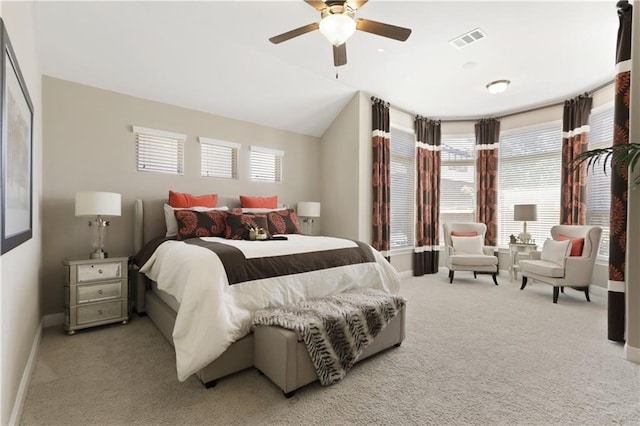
388, 79, 615, 123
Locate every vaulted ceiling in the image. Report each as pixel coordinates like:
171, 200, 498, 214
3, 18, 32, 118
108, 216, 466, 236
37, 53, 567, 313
34, 1, 618, 137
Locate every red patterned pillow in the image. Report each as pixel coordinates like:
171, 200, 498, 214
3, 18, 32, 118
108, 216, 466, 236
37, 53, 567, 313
169, 190, 218, 208
225, 212, 270, 240
265, 209, 302, 235
174, 210, 227, 240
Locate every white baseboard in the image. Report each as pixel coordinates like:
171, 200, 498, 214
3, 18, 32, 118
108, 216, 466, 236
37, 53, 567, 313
9, 320, 42, 426
398, 270, 414, 280
624, 343, 640, 363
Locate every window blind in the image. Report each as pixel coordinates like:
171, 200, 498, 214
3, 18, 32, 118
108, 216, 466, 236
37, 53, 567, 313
390, 125, 415, 250
586, 104, 614, 258
199, 137, 240, 179
440, 134, 475, 239
498, 121, 562, 246
250, 146, 283, 182
133, 126, 185, 175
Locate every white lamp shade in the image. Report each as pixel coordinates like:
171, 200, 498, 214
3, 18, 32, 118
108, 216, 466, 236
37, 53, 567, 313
514, 204, 537, 221
297, 201, 321, 218
75, 191, 122, 217
319, 14, 356, 46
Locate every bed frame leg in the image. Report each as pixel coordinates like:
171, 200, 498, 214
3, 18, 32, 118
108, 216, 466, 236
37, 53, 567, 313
283, 390, 295, 398
203, 380, 217, 389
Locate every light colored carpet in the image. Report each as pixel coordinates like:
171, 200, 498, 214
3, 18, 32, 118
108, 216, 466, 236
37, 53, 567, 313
21, 270, 640, 425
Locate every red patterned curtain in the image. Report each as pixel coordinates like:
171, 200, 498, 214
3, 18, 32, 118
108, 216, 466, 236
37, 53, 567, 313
475, 118, 500, 246
414, 117, 441, 276
561, 94, 593, 225
608, 0, 632, 343
372, 98, 391, 259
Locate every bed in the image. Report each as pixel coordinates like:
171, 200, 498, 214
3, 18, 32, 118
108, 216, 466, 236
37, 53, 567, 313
133, 198, 401, 387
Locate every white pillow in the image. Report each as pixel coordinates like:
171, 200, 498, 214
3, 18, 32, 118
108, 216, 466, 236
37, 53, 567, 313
540, 238, 572, 266
451, 235, 484, 255
163, 203, 229, 237
240, 207, 287, 213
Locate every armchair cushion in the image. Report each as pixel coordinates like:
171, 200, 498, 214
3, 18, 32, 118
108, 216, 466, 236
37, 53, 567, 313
518, 260, 564, 278
450, 254, 498, 267
540, 239, 572, 266
557, 234, 585, 256
451, 235, 484, 255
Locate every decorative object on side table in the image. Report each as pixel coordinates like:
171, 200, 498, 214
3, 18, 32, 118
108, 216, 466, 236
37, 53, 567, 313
63, 256, 129, 335
75, 191, 121, 259
297, 201, 321, 235
514, 204, 537, 243
0, 18, 34, 255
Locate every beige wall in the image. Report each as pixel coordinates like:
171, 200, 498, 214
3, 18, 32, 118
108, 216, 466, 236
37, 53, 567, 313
320, 92, 361, 240
1, 1, 43, 424
41, 77, 321, 316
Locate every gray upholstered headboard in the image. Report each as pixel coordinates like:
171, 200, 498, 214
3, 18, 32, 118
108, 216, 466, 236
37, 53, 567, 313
133, 196, 242, 253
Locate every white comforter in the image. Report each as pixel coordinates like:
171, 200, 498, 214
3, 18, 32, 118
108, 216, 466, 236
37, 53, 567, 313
140, 234, 401, 381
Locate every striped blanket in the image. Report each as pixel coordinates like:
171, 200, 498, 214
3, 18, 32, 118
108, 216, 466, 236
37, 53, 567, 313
252, 289, 406, 385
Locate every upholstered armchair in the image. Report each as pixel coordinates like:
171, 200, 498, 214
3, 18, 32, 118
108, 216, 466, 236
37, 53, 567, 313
443, 222, 499, 285
519, 225, 602, 303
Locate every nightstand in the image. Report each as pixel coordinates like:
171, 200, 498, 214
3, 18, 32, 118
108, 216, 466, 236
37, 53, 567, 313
63, 257, 129, 335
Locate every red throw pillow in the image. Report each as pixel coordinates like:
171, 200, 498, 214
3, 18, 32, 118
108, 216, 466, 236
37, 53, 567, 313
265, 209, 302, 235
557, 234, 585, 256
225, 212, 270, 240
169, 190, 218, 208
174, 210, 227, 240
451, 231, 478, 237
239, 195, 278, 209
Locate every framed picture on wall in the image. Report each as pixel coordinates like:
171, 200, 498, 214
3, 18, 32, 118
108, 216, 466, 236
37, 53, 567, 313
0, 18, 34, 254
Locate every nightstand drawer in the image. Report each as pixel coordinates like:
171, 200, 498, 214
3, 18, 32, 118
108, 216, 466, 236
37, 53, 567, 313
77, 262, 122, 282
75, 300, 125, 325
75, 280, 123, 304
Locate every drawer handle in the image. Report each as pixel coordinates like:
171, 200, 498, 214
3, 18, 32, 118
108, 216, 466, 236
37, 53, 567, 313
98, 309, 103, 315
98, 269, 103, 274
98, 290, 103, 294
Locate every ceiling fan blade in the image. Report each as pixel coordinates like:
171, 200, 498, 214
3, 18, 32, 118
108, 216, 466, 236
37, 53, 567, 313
304, 0, 328, 11
346, 0, 368, 9
355, 18, 412, 42
269, 22, 320, 44
333, 43, 347, 67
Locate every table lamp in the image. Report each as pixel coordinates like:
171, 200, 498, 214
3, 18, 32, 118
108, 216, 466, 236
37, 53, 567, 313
514, 204, 537, 243
297, 201, 321, 235
75, 191, 121, 259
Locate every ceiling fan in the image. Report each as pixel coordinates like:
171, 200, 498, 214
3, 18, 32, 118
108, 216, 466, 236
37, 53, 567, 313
269, 0, 412, 67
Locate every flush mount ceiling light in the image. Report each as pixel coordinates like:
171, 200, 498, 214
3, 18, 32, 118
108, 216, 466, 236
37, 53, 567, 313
486, 79, 511, 94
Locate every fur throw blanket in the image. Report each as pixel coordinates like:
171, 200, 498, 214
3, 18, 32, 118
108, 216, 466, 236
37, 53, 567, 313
252, 289, 406, 386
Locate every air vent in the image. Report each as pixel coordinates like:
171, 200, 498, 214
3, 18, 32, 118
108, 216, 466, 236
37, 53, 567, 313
449, 28, 486, 49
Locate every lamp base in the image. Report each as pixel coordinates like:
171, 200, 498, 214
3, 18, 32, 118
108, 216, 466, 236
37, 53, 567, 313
518, 232, 532, 244
90, 249, 107, 259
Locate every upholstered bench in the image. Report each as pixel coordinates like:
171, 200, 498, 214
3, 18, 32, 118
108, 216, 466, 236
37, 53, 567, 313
253, 306, 406, 397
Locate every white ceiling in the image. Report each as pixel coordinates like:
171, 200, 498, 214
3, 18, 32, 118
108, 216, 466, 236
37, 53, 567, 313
34, 1, 619, 137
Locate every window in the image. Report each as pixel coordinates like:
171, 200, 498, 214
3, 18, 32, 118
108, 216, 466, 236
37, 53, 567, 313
199, 137, 240, 179
390, 125, 415, 250
440, 134, 475, 239
250, 146, 283, 182
134, 126, 185, 175
498, 121, 562, 246
586, 104, 614, 259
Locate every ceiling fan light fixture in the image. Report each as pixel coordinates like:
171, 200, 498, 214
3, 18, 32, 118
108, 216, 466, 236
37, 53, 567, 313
486, 79, 511, 94
319, 14, 356, 46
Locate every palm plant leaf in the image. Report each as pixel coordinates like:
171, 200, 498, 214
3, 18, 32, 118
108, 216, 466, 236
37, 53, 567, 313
573, 143, 640, 188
